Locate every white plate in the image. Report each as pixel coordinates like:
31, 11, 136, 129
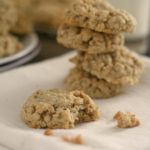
0, 33, 40, 65
0, 44, 40, 72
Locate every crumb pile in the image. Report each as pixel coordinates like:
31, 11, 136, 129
57, 0, 143, 98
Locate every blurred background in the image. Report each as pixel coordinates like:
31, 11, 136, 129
0, 0, 150, 72
29, 0, 150, 59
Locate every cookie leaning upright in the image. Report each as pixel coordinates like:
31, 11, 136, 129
57, 0, 143, 99
0, 0, 17, 35
11, 0, 33, 35
64, 0, 137, 34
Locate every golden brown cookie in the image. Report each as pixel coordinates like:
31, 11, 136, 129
22, 89, 100, 129
64, 0, 136, 34
57, 24, 124, 54
11, 0, 33, 35
0, 0, 17, 34
65, 67, 122, 99
71, 48, 143, 85
0, 34, 22, 58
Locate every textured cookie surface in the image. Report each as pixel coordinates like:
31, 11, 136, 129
64, 0, 136, 34
0, 0, 17, 34
22, 89, 100, 129
65, 68, 122, 99
57, 24, 124, 54
0, 34, 22, 58
71, 48, 143, 85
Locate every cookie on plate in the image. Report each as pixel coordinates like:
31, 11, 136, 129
22, 89, 100, 129
65, 67, 122, 98
71, 48, 143, 85
0, 0, 17, 35
0, 34, 22, 58
57, 24, 124, 54
64, 0, 136, 34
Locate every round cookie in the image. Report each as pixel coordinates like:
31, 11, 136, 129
57, 24, 124, 54
0, 34, 22, 58
65, 67, 122, 99
64, 0, 136, 34
71, 48, 143, 85
0, 0, 17, 34
22, 89, 100, 129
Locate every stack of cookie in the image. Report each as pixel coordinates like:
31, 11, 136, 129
57, 0, 143, 99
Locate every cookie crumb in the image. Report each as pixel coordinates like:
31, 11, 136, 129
114, 111, 140, 128
44, 129, 53, 136
62, 135, 85, 144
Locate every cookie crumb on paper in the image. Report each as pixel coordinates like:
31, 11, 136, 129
114, 111, 140, 128
62, 135, 85, 145
44, 129, 53, 136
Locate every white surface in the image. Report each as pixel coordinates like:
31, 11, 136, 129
0, 52, 150, 150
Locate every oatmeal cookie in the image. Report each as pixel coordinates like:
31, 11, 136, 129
64, 0, 136, 34
71, 48, 143, 85
0, 34, 22, 58
65, 67, 122, 99
114, 111, 140, 128
57, 24, 124, 54
22, 89, 100, 129
31, 2, 65, 29
11, 0, 33, 34
0, 0, 17, 34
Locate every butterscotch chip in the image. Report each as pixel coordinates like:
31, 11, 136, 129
22, 89, 100, 129
62, 135, 85, 145
71, 48, 143, 85
65, 67, 122, 99
64, 0, 136, 34
0, 34, 22, 58
44, 129, 53, 136
57, 24, 124, 54
114, 111, 140, 128
0, 0, 17, 34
